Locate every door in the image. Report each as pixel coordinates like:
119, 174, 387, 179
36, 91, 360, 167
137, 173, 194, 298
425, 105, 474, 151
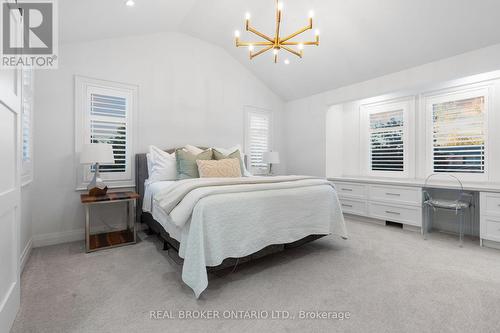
0, 4, 22, 332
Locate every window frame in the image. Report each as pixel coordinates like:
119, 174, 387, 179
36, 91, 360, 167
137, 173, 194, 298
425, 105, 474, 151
21, 67, 34, 186
360, 97, 415, 178
244, 106, 273, 175
423, 84, 491, 181
75, 76, 138, 190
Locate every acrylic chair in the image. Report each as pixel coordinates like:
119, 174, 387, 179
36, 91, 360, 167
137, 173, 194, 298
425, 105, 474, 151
422, 173, 474, 247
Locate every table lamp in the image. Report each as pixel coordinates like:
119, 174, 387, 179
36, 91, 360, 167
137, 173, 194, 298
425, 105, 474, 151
80, 143, 115, 196
263, 151, 280, 176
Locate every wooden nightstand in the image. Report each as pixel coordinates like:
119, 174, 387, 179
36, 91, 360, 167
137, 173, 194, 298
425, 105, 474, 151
80, 191, 140, 253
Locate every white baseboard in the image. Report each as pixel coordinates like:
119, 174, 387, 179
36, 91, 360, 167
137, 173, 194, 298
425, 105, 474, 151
32, 229, 85, 248
19, 238, 33, 273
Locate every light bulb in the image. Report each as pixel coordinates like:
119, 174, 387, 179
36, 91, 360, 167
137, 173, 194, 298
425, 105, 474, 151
248, 45, 254, 52
234, 30, 240, 38
273, 49, 279, 55
315, 29, 320, 36
245, 12, 251, 20
125, 0, 135, 7
277, 2, 283, 11
284, 59, 290, 65
308, 10, 314, 18
298, 43, 304, 50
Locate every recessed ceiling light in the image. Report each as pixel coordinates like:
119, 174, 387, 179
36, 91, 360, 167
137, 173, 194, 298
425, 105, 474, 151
125, 0, 135, 7
284, 59, 290, 65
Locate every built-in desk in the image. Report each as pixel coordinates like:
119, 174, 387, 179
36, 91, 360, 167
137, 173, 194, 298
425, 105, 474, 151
329, 177, 500, 249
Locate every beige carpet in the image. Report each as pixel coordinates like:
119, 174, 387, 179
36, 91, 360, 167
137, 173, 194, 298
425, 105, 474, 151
11, 219, 500, 333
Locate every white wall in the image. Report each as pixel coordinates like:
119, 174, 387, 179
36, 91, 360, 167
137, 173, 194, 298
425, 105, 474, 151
32, 31, 285, 246
285, 43, 500, 176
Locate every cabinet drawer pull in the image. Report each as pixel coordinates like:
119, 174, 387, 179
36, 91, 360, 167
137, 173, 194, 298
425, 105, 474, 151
385, 210, 401, 215
342, 204, 353, 208
341, 188, 353, 192
385, 192, 401, 196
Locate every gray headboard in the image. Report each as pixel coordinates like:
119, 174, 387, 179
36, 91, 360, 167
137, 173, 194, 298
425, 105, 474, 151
135, 147, 246, 222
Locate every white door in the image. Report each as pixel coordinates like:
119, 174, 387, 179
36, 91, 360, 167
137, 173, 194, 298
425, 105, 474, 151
0, 4, 22, 332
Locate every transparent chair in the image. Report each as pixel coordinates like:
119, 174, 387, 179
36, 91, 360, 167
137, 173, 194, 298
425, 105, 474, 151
422, 174, 474, 247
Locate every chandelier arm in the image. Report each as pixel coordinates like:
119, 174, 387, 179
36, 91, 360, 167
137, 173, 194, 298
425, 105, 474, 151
250, 45, 274, 59
279, 22, 313, 44
247, 25, 275, 43
281, 40, 319, 46
280, 45, 302, 58
236, 41, 274, 47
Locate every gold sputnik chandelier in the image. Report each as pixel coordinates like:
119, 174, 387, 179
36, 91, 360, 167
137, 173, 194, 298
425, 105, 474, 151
234, 0, 320, 64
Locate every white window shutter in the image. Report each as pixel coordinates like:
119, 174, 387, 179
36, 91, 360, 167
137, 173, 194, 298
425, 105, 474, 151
89, 93, 128, 173
21, 68, 33, 162
369, 109, 404, 172
432, 96, 485, 173
245, 109, 271, 174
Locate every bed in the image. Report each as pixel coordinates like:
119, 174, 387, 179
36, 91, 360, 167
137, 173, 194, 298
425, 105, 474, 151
135, 148, 348, 297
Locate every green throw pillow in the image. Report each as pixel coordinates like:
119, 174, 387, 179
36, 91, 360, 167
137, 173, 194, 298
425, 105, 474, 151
175, 148, 213, 179
213, 149, 244, 177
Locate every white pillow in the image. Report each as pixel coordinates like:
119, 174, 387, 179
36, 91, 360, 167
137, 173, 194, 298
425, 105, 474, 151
214, 144, 252, 177
146, 153, 153, 177
184, 144, 204, 155
148, 145, 177, 183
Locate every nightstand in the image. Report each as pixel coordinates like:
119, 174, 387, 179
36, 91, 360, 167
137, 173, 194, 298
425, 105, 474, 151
80, 191, 140, 253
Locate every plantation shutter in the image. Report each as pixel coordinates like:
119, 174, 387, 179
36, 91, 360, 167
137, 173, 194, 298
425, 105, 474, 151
89, 93, 128, 173
432, 96, 485, 173
247, 111, 271, 173
21, 68, 33, 162
369, 109, 404, 172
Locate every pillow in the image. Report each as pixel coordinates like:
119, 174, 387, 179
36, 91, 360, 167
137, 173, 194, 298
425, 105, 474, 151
184, 144, 204, 155
148, 146, 177, 182
214, 145, 252, 176
213, 149, 246, 175
146, 153, 153, 176
196, 159, 242, 178
175, 148, 213, 179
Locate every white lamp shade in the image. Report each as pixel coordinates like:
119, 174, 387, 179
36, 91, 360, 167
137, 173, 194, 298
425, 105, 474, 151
263, 151, 280, 164
80, 144, 115, 164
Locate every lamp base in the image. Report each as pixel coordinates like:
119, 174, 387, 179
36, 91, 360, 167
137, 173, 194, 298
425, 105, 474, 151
88, 186, 108, 197
87, 163, 108, 196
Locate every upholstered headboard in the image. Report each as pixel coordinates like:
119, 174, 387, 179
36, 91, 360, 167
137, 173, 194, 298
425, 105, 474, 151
134, 147, 246, 222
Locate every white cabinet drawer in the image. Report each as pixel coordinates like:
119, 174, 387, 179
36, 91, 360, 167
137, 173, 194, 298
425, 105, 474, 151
481, 216, 500, 242
368, 202, 422, 227
339, 198, 368, 216
481, 193, 500, 217
333, 182, 368, 200
369, 185, 422, 206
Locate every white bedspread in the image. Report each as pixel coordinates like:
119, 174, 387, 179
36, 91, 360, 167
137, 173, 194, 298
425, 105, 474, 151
153, 176, 347, 298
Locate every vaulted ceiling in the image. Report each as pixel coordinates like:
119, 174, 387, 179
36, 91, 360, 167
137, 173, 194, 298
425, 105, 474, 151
61, 0, 500, 101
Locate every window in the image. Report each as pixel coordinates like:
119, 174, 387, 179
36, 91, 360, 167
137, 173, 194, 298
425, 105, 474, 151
21, 67, 34, 185
244, 107, 272, 174
361, 98, 413, 177
75, 76, 137, 189
369, 109, 404, 172
425, 87, 489, 178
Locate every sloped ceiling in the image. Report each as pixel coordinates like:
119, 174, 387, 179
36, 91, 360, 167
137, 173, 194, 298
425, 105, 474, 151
61, 0, 500, 101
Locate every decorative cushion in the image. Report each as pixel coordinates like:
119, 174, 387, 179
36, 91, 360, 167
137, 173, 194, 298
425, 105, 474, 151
175, 148, 213, 179
213, 145, 252, 176
148, 146, 177, 183
196, 158, 242, 178
213, 149, 246, 174
184, 144, 204, 155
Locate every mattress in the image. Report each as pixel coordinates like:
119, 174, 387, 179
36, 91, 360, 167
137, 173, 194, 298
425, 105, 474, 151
143, 180, 182, 241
